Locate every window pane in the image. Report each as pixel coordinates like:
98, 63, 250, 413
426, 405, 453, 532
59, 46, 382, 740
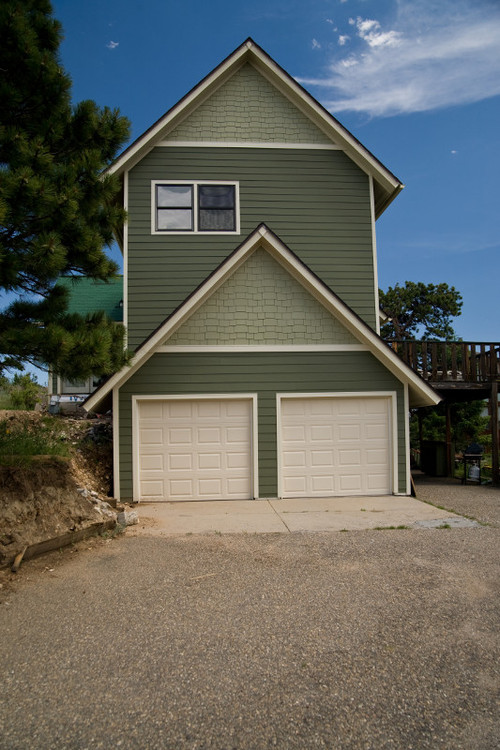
157, 185, 192, 207
157, 208, 192, 230
199, 185, 235, 209
199, 209, 235, 231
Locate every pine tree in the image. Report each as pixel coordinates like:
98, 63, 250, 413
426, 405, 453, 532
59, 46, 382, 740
0, 0, 130, 379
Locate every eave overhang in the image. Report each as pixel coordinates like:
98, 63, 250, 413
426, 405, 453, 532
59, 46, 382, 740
106, 39, 403, 218
84, 224, 439, 413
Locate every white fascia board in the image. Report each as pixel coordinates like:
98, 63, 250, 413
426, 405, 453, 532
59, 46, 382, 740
247, 45, 402, 197
105, 40, 402, 205
106, 44, 250, 177
84, 224, 439, 413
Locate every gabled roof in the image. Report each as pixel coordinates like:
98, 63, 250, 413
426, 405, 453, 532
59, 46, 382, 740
107, 39, 403, 218
84, 225, 439, 412
57, 276, 123, 322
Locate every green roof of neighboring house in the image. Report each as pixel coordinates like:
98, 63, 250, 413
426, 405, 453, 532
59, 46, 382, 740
57, 276, 123, 322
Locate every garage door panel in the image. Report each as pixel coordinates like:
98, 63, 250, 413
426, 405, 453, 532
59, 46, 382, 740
141, 480, 165, 498
227, 452, 249, 469
197, 401, 221, 418
168, 401, 192, 418
283, 450, 306, 468
140, 402, 162, 419
338, 424, 360, 441
227, 477, 250, 494
311, 450, 334, 466
168, 427, 192, 445
311, 475, 334, 493
339, 474, 362, 492
280, 396, 392, 498
168, 453, 193, 470
226, 426, 249, 444
310, 425, 333, 442
140, 454, 164, 471
138, 398, 253, 501
282, 425, 306, 442
198, 452, 221, 470
140, 428, 163, 445
198, 478, 222, 496
170, 479, 194, 497
283, 476, 307, 494
339, 449, 362, 466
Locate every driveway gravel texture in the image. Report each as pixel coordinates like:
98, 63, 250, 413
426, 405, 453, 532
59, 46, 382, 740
1, 481, 499, 749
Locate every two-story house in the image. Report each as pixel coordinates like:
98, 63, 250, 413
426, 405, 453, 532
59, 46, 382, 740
85, 39, 439, 503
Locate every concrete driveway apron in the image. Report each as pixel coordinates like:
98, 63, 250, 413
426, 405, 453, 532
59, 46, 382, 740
130, 495, 472, 535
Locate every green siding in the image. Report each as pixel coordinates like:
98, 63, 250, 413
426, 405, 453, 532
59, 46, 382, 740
167, 248, 358, 346
127, 147, 375, 348
118, 352, 406, 499
57, 276, 123, 321
168, 63, 332, 145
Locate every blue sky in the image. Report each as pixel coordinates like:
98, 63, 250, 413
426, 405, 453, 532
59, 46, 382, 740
50, 0, 499, 348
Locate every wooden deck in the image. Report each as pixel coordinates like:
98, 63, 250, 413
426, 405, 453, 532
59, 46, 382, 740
386, 340, 500, 394
386, 340, 499, 483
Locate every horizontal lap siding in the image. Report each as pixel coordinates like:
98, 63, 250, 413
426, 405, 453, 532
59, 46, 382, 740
127, 148, 375, 349
118, 352, 406, 499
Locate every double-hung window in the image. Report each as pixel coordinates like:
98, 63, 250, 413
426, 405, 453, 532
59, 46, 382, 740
152, 181, 239, 234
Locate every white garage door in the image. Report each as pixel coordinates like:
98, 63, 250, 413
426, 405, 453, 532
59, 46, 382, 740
137, 398, 253, 501
280, 396, 392, 497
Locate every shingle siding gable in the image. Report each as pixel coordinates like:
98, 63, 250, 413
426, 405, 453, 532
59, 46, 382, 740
167, 63, 332, 145
167, 248, 358, 346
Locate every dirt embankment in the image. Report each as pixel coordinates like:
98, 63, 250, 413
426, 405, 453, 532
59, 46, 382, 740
0, 411, 115, 566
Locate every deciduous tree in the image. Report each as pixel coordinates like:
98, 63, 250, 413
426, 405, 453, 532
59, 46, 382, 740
380, 281, 462, 340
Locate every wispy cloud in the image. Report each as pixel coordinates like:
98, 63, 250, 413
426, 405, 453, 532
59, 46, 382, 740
312, 38, 321, 50
106, 40, 119, 50
299, 0, 500, 117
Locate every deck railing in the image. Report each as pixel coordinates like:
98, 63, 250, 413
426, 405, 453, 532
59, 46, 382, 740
386, 341, 500, 384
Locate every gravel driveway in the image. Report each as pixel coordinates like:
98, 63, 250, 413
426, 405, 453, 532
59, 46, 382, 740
1, 480, 499, 749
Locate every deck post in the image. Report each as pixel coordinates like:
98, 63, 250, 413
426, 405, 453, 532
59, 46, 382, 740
445, 402, 453, 477
491, 381, 499, 485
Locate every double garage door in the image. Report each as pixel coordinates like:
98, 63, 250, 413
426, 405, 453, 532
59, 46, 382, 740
136, 395, 392, 501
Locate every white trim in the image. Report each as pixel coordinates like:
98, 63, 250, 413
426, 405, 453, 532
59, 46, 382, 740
151, 180, 240, 235
158, 140, 341, 150
158, 344, 369, 353
123, 171, 129, 341
105, 40, 402, 211
112, 387, 120, 502
132, 393, 258, 502
404, 382, 411, 496
276, 391, 398, 499
84, 225, 440, 413
369, 176, 381, 335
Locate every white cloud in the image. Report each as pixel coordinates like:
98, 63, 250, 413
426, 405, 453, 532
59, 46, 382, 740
351, 16, 403, 48
298, 0, 500, 117
312, 38, 321, 50
338, 35, 350, 46
106, 40, 119, 49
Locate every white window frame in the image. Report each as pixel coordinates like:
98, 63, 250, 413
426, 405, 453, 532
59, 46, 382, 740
151, 180, 240, 235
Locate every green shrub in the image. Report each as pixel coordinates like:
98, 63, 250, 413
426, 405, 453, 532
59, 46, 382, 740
7, 374, 44, 410
0, 417, 70, 464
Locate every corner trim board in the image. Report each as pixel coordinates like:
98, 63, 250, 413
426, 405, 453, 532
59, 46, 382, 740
113, 387, 120, 502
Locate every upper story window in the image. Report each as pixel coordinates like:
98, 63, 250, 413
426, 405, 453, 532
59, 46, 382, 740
152, 180, 239, 234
